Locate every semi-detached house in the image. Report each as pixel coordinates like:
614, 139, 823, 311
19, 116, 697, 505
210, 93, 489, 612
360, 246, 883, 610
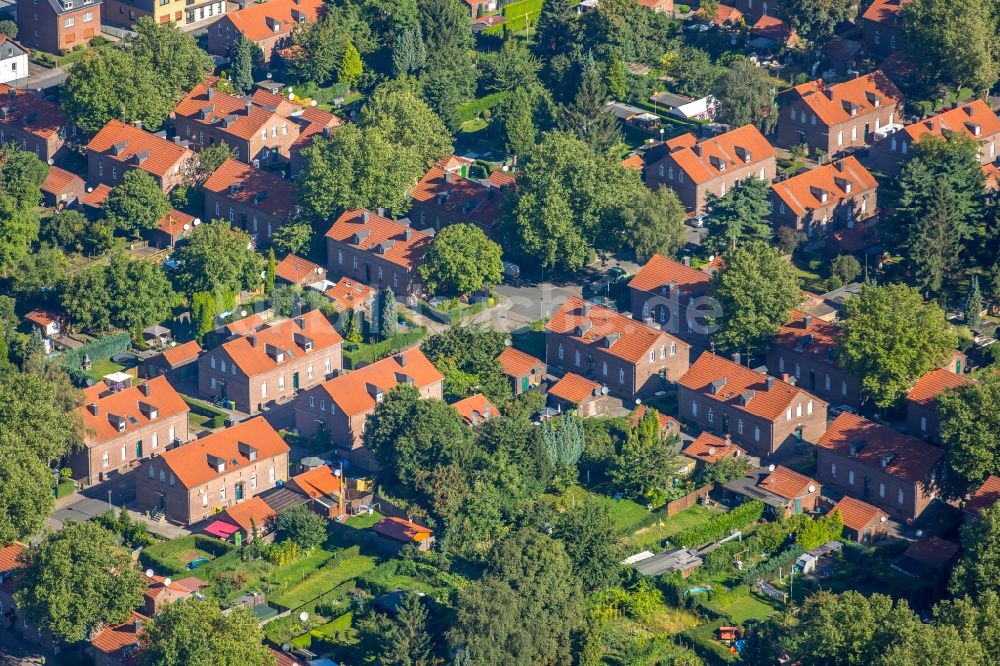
770, 157, 878, 238
905, 368, 974, 443
86, 119, 192, 192
628, 254, 713, 344
206, 0, 324, 63
0, 85, 71, 163
203, 158, 298, 240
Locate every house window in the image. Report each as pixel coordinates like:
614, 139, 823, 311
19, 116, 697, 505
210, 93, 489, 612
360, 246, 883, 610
151, 433, 158, 449
649, 350, 655, 363
890, 35, 896, 49
901, 141, 907, 155
278, 375, 285, 391
668, 167, 674, 179
112, 167, 117, 180
231, 364, 236, 376
874, 30, 880, 45
779, 356, 785, 372
148, 466, 155, 478
842, 381, 848, 396
121, 444, 127, 461
169, 425, 175, 442
618, 368, 625, 384
920, 416, 927, 432
261, 382, 267, 397
754, 426, 760, 442
169, 472, 175, 486
898, 488, 904, 504
352, 257, 358, 270
837, 131, 843, 147
325, 357, 332, 373
658, 165, 664, 177
678, 172, 684, 183
737, 419, 744, 434
202, 493, 208, 507
720, 182, 727, 197
210, 377, 217, 390
708, 408, 714, 424
851, 126, 857, 141
670, 342, 677, 355
64, 17, 75, 27
786, 408, 792, 421
825, 374, 831, 391
393, 273, 399, 288
309, 395, 315, 407
159, 468, 165, 483
602, 361, 608, 376
558, 344, 564, 360
795, 363, 801, 378
251, 474, 257, 489
99, 162, 103, 177
759, 167, 766, 179
102, 452, 109, 467
879, 483, 885, 498
574, 349, 581, 366
691, 401, 698, 416
220, 487, 226, 502
211, 356, 216, 369
659, 346, 665, 360
220, 360, 226, 373
307, 365, 314, 380
83, 11, 92, 21
320, 399, 325, 412
831, 463, 836, 478
260, 129, 267, 141
269, 466, 275, 483
848, 470, 855, 485
796, 403, 802, 417
807, 400, 813, 415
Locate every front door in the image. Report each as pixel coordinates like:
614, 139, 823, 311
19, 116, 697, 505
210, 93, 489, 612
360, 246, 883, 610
158, 494, 166, 512
794, 498, 802, 514
292, 372, 300, 390
235, 482, 244, 501
136, 440, 142, 459
521, 376, 529, 393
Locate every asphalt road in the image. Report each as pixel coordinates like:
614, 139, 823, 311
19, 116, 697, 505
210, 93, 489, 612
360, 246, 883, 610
47, 471, 136, 530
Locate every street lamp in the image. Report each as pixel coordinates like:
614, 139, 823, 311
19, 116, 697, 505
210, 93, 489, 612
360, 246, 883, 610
108, 489, 113, 510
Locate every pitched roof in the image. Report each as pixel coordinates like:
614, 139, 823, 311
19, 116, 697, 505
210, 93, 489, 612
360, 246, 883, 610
90, 612, 146, 661
548, 372, 604, 405
628, 253, 712, 294
143, 571, 198, 604
750, 15, 797, 44
217, 496, 278, 532
906, 367, 974, 406
678, 352, 823, 421
290, 106, 341, 150
629, 404, 682, 434
250, 88, 302, 117
0, 84, 67, 140
81, 183, 112, 209
275, 254, 325, 285
225, 312, 268, 337
373, 516, 433, 543
78, 376, 188, 445
773, 309, 843, 357
288, 464, 341, 499
410, 164, 505, 229
546, 295, 688, 364
40, 166, 83, 196
771, 157, 878, 217
656, 124, 775, 185
313, 348, 443, 416
160, 340, 202, 367
623, 153, 644, 170
156, 209, 197, 237
685, 431, 746, 464
324, 277, 375, 312
816, 412, 944, 483
498, 347, 545, 378
901, 99, 1000, 144
25, 308, 59, 327
155, 416, 289, 488
219, 310, 342, 378
788, 72, 903, 127
174, 79, 289, 143
87, 120, 192, 179
698, 3, 743, 24
0, 542, 25, 576
903, 535, 959, 569
325, 209, 431, 270
861, 0, 911, 25
830, 496, 887, 532
757, 465, 817, 500
203, 158, 298, 219
225, 0, 324, 42
451, 393, 497, 424
966, 475, 1000, 516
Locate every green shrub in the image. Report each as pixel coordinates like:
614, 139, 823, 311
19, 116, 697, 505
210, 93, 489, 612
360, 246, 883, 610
740, 544, 803, 586
455, 92, 509, 123
62, 331, 132, 376
676, 3, 690, 11
673, 501, 764, 548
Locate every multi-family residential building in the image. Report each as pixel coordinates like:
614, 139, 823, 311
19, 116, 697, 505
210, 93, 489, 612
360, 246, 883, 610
409, 157, 508, 232
206, 0, 324, 62
288, 106, 340, 175
275, 254, 327, 287
173, 80, 301, 167
546, 295, 690, 400
203, 158, 298, 240
770, 157, 878, 237
905, 368, 974, 443
69, 374, 190, 485
135, 416, 290, 525
869, 100, 1000, 175
678, 352, 828, 458
198, 310, 343, 414
325, 209, 432, 301
765, 310, 862, 407
0, 36, 28, 85
830, 496, 889, 543
103, 0, 225, 30
15, 0, 100, 53
644, 124, 777, 215
293, 347, 444, 448
547, 372, 609, 417
815, 412, 944, 521
965, 475, 1000, 518
776, 72, 904, 156
498, 346, 547, 396
0, 84, 71, 163
628, 254, 713, 343
860, 0, 911, 60
87, 119, 192, 192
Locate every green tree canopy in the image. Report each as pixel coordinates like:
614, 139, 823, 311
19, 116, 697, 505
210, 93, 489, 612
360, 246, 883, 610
904, 0, 1000, 94
271, 223, 313, 257
662, 46, 720, 98
561, 54, 622, 155
714, 59, 778, 134
421, 325, 511, 405
355, 592, 438, 665
0, 439, 54, 545
613, 408, 684, 506
418, 223, 503, 295
124, 18, 214, 94
170, 221, 261, 296
704, 176, 773, 254
139, 599, 275, 666
0, 371, 79, 462
837, 283, 957, 407
275, 503, 328, 550
0, 145, 48, 275
104, 170, 172, 239
940, 373, 1000, 491
359, 84, 453, 169
779, 0, 855, 44
228, 36, 262, 95
553, 501, 623, 591
951, 503, 1000, 607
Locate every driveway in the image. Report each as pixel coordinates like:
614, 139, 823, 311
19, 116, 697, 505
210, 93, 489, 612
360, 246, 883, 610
493, 281, 582, 332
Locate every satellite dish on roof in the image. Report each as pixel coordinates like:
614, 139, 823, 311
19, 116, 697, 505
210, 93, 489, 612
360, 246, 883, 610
916, 529, 924, 538
47, 159, 54, 166
241, 310, 247, 317
299, 611, 309, 622
768, 464, 776, 472
193, 218, 201, 225
182, 224, 190, 231
601, 386, 609, 395
880, 515, 887, 523
145, 568, 154, 578
807, 484, 816, 493
281, 644, 291, 652
163, 577, 172, 587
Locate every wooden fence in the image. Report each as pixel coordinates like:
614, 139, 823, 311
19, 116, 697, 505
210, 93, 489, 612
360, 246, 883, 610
665, 484, 715, 517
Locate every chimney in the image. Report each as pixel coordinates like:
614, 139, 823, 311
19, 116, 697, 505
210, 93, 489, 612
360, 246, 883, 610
834, 160, 845, 172
731, 352, 741, 365
377, 207, 385, 217
404, 228, 413, 241
245, 98, 253, 116
683, 256, 691, 266
582, 301, 592, 316
7, 88, 14, 100
248, 333, 257, 347
207, 87, 214, 100
724, 434, 732, 446
803, 315, 813, 329
444, 171, 455, 184
140, 382, 151, 397
397, 352, 407, 367
362, 210, 370, 223
765, 376, 775, 390
134, 120, 143, 130
88, 403, 99, 416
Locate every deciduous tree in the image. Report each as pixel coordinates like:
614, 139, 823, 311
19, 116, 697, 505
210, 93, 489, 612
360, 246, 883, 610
613, 408, 683, 506
780, 0, 855, 45
170, 221, 261, 296
553, 501, 623, 591
0, 439, 54, 545
904, 0, 1000, 94
419, 224, 503, 295
951, 503, 1000, 600
374, 287, 399, 340
139, 600, 274, 666
271, 222, 313, 257
276, 503, 328, 550
714, 59, 778, 134
940, 373, 1000, 490
104, 170, 172, 239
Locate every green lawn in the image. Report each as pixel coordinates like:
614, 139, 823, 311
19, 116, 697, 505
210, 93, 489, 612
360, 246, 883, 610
87, 359, 127, 381
681, 620, 739, 663
54, 479, 75, 499
344, 511, 383, 530
629, 504, 723, 551
549, 486, 657, 535
461, 118, 489, 133
141, 535, 232, 576
271, 554, 376, 609
723, 594, 779, 623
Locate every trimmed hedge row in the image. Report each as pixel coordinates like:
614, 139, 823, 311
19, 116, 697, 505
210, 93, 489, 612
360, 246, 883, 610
62, 331, 132, 372
343, 327, 427, 369
455, 92, 509, 123
674, 500, 764, 548
741, 544, 804, 587
183, 396, 229, 428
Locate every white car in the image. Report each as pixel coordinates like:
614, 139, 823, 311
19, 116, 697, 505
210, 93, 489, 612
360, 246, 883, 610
690, 215, 706, 228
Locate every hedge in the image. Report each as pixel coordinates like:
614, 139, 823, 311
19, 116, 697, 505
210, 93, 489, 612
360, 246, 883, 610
342, 327, 427, 369
740, 544, 804, 587
674, 500, 764, 548
455, 92, 509, 124
139, 536, 235, 576
62, 331, 132, 372
183, 396, 229, 428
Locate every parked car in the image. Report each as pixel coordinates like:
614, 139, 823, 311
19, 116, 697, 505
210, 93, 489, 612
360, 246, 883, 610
587, 267, 629, 294
502, 261, 521, 280
829, 404, 859, 417
588, 295, 618, 311
690, 215, 706, 228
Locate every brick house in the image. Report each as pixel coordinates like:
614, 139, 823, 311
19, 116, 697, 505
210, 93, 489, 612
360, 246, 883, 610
69, 375, 190, 485
644, 124, 777, 215
757, 465, 822, 517
904, 368, 975, 443
198, 310, 344, 414
324, 277, 376, 315
86, 119, 192, 192
868, 100, 1000, 175
89, 611, 145, 666
40, 166, 85, 207
16, 0, 100, 54
452, 393, 497, 426
135, 416, 290, 525
546, 295, 690, 400
147, 208, 197, 249
103, 0, 226, 31
0, 84, 71, 163
141, 340, 202, 385
683, 431, 747, 469
325, 209, 432, 302
830, 496, 889, 543
815, 412, 944, 521
498, 346, 546, 396
547, 372, 609, 417
776, 72, 904, 157
409, 158, 508, 233
289, 106, 341, 175
206, 0, 324, 62
678, 352, 828, 458
140, 572, 203, 616
728, 0, 780, 22
860, 0, 911, 61
203, 158, 298, 240
275, 254, 327, 287
965, 475, 1000, 518
765, 310, 862, 407
770, 157, 878, 237
293, 347, 444, 447
0, 542, 26, 632
628, 254, 713, 344
372, 517, 435, 554
173, 80, 301, 167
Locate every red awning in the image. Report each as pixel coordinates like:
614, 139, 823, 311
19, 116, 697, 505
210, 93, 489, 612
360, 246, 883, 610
203, 520, 240, 539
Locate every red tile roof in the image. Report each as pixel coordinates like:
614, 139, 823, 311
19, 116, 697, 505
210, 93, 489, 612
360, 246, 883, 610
773, 309, 843, 356
772, 157, 878, 217
226, 0, 324, 42
546, 295, 688, 364
659, 124, 775, 185
324, 277, 375, 312
679, 352, 824, 421
81, 183, 112, 209
816, 412, 944, 484
966, 475, 1000, 516
373, 516, 433, 543
40, 166, 83, 197
219, 310, 342, 378
451, 393, 497, 424
0, 542, 25, 576
251, 88, 302, 117
90, 612, 146, 661
903, 535, 959, 569
275, 254, 326, 285
498, 347, 545, 378
623, 153, 644, 170
789, 72, 903, 127
0, 84, 67, 140
25, 308, 59, 327
751, 15, 798, 45
203, 158, 298, 219
225, 312, 268, 337
410, 164, 505, 228
174, 79, 291, 143
314, 348, 443, 416
901, 99, 1000, 144
217, 496, 278, 533
830, 495, 887, 533
488, 169, 516, 188
906, 367, 974, 406
861, 0, 910, 25
698, 3, 743, 24
87, 119, 192, 180
685, 431, 746, 464
325, 209, 431, 270
628, 253, 712, 294
155, 416, 289, 488
288, 464, 341, 499
156, 209, 197, 237
629, 404, 682, 434
291, 106, 341, 149
160, 340, 202, 366
271, 648, 304, 666
758, 465, 818, 500
78, 376, 188, 445
548, 372, 604, 405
